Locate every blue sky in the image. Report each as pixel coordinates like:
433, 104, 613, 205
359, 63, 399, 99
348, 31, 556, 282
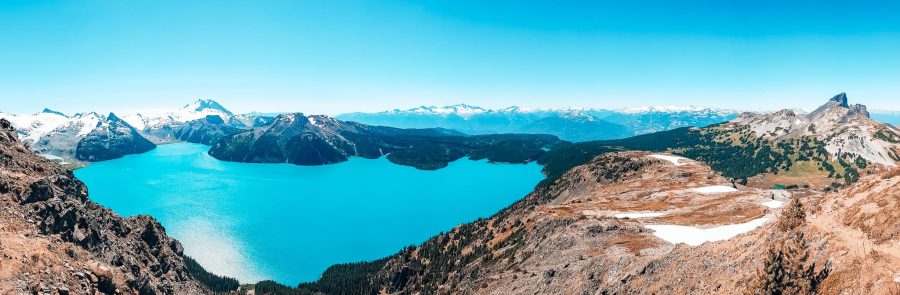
1, 0, 899, 115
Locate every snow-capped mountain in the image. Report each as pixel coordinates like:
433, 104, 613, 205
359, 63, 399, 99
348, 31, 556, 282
0, 109, 106, 158
589, 107, 738, 135
75, 113, 156, 162
0, 109, 156, 161
389, 104, 489, 118
0, 99, 273, 162
120, 99, 240, 142
337, 104, 739, 141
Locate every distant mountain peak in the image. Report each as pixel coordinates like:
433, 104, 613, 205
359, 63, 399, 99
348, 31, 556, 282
40, 108, 67, 117
184, 99, 233, 116
107, 112, 122, 122
809, 92, 869, 119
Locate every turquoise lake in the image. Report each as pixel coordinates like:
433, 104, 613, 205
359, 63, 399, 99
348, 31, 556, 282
74, 143, 544, 285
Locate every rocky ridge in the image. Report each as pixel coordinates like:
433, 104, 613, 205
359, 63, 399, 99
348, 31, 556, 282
0, 118, 213, 294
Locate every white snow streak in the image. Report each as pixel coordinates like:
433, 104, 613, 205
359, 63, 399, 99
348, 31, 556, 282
648, 154, 689, 166
646, 217, 771, 246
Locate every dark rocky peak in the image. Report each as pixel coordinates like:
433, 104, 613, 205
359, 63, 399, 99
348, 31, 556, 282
41, 108, 68, 117
809, 92, 869, 119
831, 92, 849, 108
107, 112, 122, 122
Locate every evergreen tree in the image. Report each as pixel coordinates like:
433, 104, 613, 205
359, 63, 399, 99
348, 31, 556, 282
750, 198, 830, 295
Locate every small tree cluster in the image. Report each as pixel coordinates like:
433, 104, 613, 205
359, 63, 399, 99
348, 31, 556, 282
750, 198, 830, 295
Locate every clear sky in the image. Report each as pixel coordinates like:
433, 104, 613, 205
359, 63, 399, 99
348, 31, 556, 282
1, 0, 899, 115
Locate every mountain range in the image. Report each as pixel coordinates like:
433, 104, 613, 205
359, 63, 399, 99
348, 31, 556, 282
208, 113, 559, 170
0, 100, 274, 164
336, 104, 740, 141
1, 93, 899, 293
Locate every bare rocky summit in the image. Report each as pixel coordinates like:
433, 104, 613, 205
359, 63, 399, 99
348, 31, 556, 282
732, 93, 900, 166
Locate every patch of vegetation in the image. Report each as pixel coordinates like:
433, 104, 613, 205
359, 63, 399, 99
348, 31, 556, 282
874, 128, 900, 143
184, 256, 240, 293
295, 259, 389, 295
538, 124, 866, 186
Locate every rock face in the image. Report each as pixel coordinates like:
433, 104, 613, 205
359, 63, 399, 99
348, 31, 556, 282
75, 113, 156, 162
732, 93, 900, 166
0, 118, 209, 294
209, 113, 560, 170
174, 115, 245, 145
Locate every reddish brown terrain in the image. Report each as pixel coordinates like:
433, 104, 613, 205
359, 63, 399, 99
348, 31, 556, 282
359, 152, 899, 294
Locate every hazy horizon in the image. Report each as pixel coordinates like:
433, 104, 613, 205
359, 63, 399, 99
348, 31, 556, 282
3, 94, 900, 117
2, 1, 899, 114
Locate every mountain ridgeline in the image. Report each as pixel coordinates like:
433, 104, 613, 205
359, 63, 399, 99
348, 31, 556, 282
336, 104, 739, 141
208, 113, 561, 170
0, 100, 276, 164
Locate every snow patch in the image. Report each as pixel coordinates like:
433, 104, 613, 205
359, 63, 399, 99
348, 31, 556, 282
691, 185, 738, 194
648, 154, 689, 166
762, 200, 784, 208
646, 217, 771, 246
39, 154, 63, 160
615, 212, 666, 219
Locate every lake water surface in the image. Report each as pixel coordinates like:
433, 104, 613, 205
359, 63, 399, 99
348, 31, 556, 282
74, 143, 544, 284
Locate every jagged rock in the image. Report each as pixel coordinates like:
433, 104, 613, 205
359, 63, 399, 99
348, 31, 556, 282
23, 177, 55, 204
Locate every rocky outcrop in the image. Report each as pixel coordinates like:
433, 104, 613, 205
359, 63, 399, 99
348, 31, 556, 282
209, 113, 560, 170
0, 118, 211, 294
75, 113, 156, 162
174, 115, 245, 145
